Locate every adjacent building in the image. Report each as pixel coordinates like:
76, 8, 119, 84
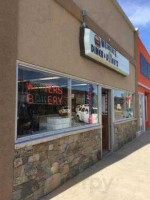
0, 0, 138, 199
138, 36, 150, 133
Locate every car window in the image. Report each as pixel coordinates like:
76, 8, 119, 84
91, 108, 98, 114
82, 108, 85, 112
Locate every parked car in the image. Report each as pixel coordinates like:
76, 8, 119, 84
116, 104, 122, 110
76, 106, 98, 124
59, 106, 70, 116
75, 104, 89, 113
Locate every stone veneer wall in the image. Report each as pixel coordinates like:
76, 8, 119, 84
114, 120, 137, 151
13, 129, 101, 200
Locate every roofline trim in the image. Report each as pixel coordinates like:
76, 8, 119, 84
111, 0, 135, 31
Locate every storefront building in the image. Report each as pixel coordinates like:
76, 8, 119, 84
137, 36, 150, 133
0, 0, 138, 199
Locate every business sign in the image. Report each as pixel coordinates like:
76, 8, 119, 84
80, 27, 130, 76
25, 82, 63, 105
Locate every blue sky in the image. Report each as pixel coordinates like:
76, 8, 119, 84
117, 0, 150, 53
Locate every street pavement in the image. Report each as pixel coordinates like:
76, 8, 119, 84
41, 131, 150, 200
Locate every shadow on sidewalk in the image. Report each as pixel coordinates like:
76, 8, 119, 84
41, 131, 150, 200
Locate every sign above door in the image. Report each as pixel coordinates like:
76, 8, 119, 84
80, 27, 130, 76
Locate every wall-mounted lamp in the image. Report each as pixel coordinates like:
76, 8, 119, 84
82, 10, 88, 27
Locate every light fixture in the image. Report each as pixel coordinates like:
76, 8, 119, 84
82, 10, 88, 28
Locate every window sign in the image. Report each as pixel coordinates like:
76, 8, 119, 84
80, 27, 130, 76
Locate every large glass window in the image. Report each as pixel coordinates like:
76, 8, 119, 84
71, 80, 98, 127
114, 90, 134, 121
17, 65, 99, 138
18, 66, 70, 137
140, 53, 150, 80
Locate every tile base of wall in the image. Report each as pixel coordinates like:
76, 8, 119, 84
114, 120, 137, 151
13, 129, 102, 200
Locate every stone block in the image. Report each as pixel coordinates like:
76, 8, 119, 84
33, 187, 44, 200
14, 165, 25, 178
25, 163, 38, 177
14, 165, 28, 186
39, 151, 48, 162
51, 162, 59, 174
68, 135, 74, 143
67, 155, 74, 163
44, 173, 61, 195
73, 134, 79, 142
49, 144, 54, 151
59, 143, 68, 153
71, 157, 80, 166
21, 181, 34, 199
14, 158, 23, 168
34, 144, 49, 153
59, 138, 66, 145
61, 164, 69, 175
14, 176, 28, 187
12, 189, 22, 200
25, 195, 34, 200
28, 154, 40, 162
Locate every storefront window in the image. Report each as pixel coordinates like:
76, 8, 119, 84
114, 90, 134, 121
72, 80, 99, 127
17, 66, 70, 137
17, 65, 99, 138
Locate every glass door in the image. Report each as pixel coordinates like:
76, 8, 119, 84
139, 93, 145, 132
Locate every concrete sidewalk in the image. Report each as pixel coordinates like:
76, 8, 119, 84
41, 132, 150, 200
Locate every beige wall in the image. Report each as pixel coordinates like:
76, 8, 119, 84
73, 0, 135, 58
0, 1, 136, 199
0, 1, 18, 200
17, 0, 135, 92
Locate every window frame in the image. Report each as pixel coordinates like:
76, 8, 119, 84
15, 62, 101, 143
140, 53, 150, 80
113, 89, 135, 122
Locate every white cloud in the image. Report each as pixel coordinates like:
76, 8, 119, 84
118, 1, 150, 27
129, 5, 150, 26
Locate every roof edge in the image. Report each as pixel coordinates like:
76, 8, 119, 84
138, 36, 150, 56
111, 0, 136, 32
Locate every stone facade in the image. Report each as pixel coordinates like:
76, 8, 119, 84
13, 129, 101, 200
114, 120, 137, 151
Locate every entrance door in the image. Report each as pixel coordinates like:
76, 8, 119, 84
139, 93, 145, 132
102, 88, 111, 154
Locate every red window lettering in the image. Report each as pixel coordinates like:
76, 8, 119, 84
53, 86, 58, 94
26, 94, 34, 104
48, 86, 53, 94
26, 82, 33, 90
58, 97, 62, 105
44, 85, 49, 93
47, 96, 52, 105
53, 96, 58, 105
58, 87, 63, 95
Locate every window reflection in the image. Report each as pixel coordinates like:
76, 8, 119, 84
72, 80, 98, 126
17, 66, 99, 138
18, 66, 70, 137
114, 90, 134, 121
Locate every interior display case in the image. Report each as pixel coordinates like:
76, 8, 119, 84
39, 116, 71, 131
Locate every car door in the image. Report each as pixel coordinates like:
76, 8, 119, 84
81, 108, 85, 121
84, 108, 89, 123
